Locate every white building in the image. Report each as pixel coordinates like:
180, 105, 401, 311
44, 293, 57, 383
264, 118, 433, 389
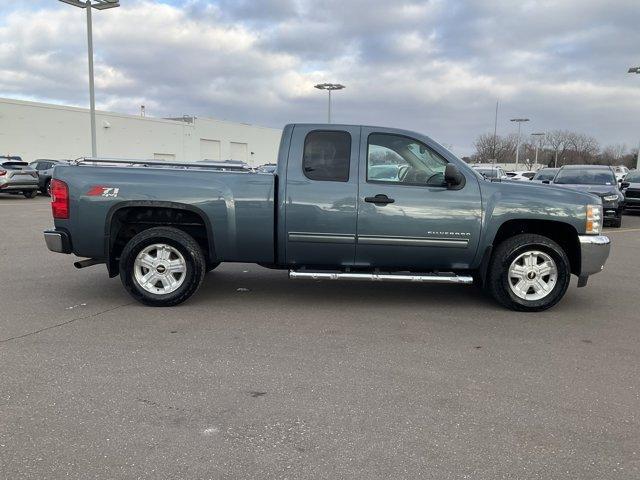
0, 97, 282, 167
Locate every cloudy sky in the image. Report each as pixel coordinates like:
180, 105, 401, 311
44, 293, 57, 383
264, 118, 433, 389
1, 0, 639, 155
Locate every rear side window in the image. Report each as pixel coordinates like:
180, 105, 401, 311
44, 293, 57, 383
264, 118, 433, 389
302, 131, 351, 182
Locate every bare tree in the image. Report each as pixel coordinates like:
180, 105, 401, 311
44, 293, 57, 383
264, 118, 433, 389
472, 133, 517, 164
600, 144, 627, 165
546, 130, 571, 167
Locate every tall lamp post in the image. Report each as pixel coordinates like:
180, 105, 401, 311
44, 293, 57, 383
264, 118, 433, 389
314, 83, 345, 123
531, 132, 545, 168
59, 0, 120, 157
629, 66, 640, 170
510, 118, 530, 171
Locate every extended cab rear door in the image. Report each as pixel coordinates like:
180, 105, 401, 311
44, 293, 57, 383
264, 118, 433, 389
283, 125, 360, 266
355, 127, 482, 270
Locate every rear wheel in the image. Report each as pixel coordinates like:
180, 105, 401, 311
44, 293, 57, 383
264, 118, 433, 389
44, 179, 52, 196
23, 190, 38, 199
119, 227, 206, 306
487, 234, 571, 312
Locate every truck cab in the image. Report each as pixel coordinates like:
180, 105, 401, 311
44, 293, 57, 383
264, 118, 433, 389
44, 123, 611, 312
278, 124, 481, 270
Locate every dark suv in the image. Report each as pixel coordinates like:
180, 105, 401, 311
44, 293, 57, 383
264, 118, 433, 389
29, 159, 69, 196
551, 165, 623, 227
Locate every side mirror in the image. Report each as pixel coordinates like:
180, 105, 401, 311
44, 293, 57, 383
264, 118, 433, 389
621, 181, 630, 189
445, 164, 464, 188
542, 180, 550, 184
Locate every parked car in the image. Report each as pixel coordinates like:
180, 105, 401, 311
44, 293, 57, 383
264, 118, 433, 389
44, 123, 610, 312
256, 163, 277, 174
505, 171, 536, 181
0, 156, 39, 198
29, 159, 69, 196
550, 165, 623, 228
472, 165, 509, 180
620, 170, 640, 213
613, 165, 630, 183
532, 167, 560, 183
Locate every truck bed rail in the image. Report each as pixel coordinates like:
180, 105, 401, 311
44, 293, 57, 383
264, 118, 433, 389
74, 157, 253, 171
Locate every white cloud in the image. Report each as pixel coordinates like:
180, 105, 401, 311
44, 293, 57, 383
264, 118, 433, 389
0, 0, 639, 155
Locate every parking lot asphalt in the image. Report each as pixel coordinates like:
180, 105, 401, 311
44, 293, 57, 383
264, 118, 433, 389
1, 194, 639, 479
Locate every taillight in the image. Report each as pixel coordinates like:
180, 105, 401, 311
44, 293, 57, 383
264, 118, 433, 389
51, 179, 69, 219
0, 169, 6, 176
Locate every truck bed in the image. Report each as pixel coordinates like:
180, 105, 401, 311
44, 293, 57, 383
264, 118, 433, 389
53, 162, 276, 263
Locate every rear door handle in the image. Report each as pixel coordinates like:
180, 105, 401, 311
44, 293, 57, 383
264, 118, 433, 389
365, 194, 395, 205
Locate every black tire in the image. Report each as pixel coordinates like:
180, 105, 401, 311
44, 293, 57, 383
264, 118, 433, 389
23, 190, 38, 199
44, 179, 52, 197
487, 234, 571, 312
119, 227, 206, 307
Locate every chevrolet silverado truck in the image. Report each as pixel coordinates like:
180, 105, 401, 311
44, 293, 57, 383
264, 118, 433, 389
44, 124, 611, 311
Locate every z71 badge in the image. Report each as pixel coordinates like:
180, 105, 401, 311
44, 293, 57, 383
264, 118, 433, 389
87, 185, 120, 198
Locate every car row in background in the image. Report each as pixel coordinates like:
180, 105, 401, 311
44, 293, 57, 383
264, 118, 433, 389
0, 156, 39, 198
472, 164, 625, 227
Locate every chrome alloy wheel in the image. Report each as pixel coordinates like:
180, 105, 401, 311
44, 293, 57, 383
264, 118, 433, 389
133, 243, 187, 295
507, 250, 558, 301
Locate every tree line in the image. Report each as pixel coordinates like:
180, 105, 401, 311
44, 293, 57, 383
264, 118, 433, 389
467, 130, 639, 169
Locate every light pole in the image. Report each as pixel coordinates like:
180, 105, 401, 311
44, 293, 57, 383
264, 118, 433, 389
510, 118, 530, 171
314, 83, 345, 123
59, 0, 120, 157
531, 132, 545, 168
629, 66, 640, 169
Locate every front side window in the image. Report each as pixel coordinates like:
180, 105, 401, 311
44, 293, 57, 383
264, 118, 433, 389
367, 133, 447, 186
302, 131, 351, 182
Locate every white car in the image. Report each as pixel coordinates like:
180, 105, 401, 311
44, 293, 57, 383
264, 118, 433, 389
613, 165, 629, 183
472, 165, 509, 180
505, 171, 536, 181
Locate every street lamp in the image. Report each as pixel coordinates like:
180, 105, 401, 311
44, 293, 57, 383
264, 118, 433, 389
59, 0, 120, 157
510, 118, 530, 171
629, 66, 640, 169
314, 83, 345, 123
531, 132, 545, 168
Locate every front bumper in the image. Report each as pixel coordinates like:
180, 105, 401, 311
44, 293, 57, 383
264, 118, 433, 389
44, 230, 72, 254
577, 235, 610, 286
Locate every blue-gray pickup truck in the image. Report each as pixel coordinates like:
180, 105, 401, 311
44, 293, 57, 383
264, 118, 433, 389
44, 124, 611, 311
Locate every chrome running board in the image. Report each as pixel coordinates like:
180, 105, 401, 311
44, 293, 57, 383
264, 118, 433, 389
289, 270, 474, 284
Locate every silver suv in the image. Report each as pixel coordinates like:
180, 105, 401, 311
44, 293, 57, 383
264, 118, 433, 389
0, 156, 39, 198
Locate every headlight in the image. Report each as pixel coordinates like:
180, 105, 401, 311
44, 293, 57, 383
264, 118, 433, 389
586, 204, 603, 234
603, 195, 619, 202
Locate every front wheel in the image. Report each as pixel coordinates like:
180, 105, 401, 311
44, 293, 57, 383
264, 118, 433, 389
23, 190, 38, 199
119, 227, 206, 306
487, 234, 571, 312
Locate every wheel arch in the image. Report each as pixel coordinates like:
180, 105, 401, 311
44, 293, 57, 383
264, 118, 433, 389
478, 218, 581, 286
105, 201, 216, 277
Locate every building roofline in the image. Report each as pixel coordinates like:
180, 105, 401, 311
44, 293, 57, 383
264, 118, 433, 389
0, 96, 281, 132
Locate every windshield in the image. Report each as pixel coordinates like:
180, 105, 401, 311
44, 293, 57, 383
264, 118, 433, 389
533, 169, 558, 181
554, 168, 616, 185
624, 171, 640, 182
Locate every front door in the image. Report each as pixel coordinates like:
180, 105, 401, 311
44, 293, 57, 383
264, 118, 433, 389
355, 128, 482, 270
284, 125, 361, 267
